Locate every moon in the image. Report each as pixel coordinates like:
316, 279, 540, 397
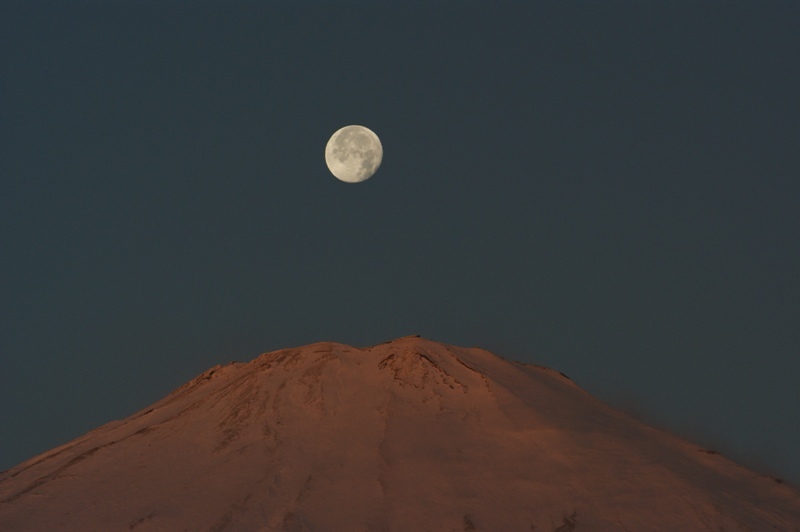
325, 125, 383, 183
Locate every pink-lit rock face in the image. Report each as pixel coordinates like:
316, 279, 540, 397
2, 336, 799, 530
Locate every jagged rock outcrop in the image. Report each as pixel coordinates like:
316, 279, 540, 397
2, 336, 799, 530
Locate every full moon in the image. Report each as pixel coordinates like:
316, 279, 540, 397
325, 125, 383, 183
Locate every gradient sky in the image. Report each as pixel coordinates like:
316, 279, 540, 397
2, 2, 799, 483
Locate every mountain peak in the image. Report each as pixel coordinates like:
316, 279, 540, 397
2, 338, 799, 530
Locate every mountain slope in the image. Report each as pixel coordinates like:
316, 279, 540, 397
2, 336, 799, 530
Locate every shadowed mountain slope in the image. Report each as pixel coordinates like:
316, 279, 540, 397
2, 336, 799, 530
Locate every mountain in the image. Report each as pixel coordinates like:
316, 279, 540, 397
1, 336, 799, 530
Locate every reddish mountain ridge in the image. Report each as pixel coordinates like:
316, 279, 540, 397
1, 336, 799, 530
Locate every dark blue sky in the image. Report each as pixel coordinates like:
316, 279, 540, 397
2, 2, 799, 482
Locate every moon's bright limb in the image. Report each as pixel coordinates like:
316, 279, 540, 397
325, 125, 383, 183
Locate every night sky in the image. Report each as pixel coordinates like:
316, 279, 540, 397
2, 2, 799, 483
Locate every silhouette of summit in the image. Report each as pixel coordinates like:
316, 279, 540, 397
2, 336, 799, 530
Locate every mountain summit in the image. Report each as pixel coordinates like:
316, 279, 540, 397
2, 336, 799, 530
